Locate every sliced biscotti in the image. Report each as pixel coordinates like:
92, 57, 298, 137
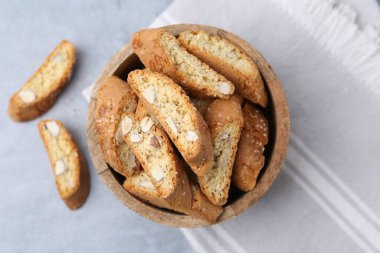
128, 69, 214, 176
124, 166, 223, 223
38, 120, 89, 210
95, 76, 140, 177
233, 103, 269, 191
8, 40, 76, 122
120, 114, 191, 209
123, 170, 172, 209
179, 30, 268, 107
188, 179, 224, 223
199, 98, 244, 206
132, 29, 234, 98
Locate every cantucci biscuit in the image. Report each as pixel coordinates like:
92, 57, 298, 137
199, 98, 244, 206
132, 28, 234, 98
38, 120, 89, 210
233, 103, 269, 191
8, 40, 76, 121
127, 69, 214, 177
179, 30, 268, 107
120, 114, 191, 209
95, 76, 140, 177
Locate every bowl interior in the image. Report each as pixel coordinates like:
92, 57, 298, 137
87, 24, 290, 227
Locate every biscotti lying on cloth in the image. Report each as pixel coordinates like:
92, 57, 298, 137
95, 28, 270, 223
38, 120, 89, 210
8, 40, 76, 122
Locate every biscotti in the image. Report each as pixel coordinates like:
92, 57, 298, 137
120, 114, 192, 209
179, 30, 268, 107
123, 170, 172, 209
8, 40, 76, 121
132, 29, 235, 98
95, 76, 140, 177
38, 120, 89, 210
127, 69, 214, 177
199, 98, 244, 206
232, 103, 269, 191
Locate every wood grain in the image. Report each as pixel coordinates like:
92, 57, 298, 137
86, 24, 290, 227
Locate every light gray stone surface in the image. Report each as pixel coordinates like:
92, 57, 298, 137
0, 1, 192, 252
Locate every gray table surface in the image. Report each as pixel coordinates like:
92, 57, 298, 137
0, 1, 194, 252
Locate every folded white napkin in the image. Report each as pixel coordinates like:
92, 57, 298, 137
84, 0, 380, 252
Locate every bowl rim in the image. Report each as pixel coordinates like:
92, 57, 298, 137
86, 24, 290, 227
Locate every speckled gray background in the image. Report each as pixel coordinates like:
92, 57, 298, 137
0, 1, 194, 252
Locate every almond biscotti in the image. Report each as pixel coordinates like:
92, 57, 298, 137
127, 69, 214, 177
132, 29, 235, 98
8, 40, 76, 121
120, 114, 191, 209
199, 98, 244, 206
123, 170, 172, 209
233, 103, 269, 191
124, 168, 223, 223
38, 120, 89, 210
95, 76, 140, 177
179, 30, 268, 107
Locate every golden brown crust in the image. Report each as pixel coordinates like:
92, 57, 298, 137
232, 103, 269, 191
132, 29, 234, 98
199, 98, 244, 205
127, 69, 214, 177
8, 40, 76, 122
95, 76, 140, 177
38, 120, 90, 210
179, 30, 268, 107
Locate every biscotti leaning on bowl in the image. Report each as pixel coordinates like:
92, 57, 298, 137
95, 76, 140, 177
89, 25, 283, 226
8, 40, 76, 122
38, 120, 89, 210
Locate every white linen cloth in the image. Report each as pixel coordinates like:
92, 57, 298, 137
84, 0, 380, 252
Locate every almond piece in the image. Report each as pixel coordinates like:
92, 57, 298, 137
45, 121, 60, 137
121, 116, 133, 136
186, 130, 198, 142
130, 133, 142, 143
165, 117, 178, 136
151, 168, 165, 182
140, 116, 154, 133
220, 133, 229, 140
55, 160, 66, 176
142, 86, 155, 103
150, 136, 161, 148
18, 89, 36, 103
219, 82, 231, 95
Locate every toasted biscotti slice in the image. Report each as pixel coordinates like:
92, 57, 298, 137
199, 98, 244, 206
8, 41, 76, 122
123, 167, 223, 223
38, 120, 89, 210
128, 69, 214, 176
95, 76, 140, 177
233, 103, 269, 191
123, 170, 172, 209
120, 114, 191, 209
132, 29, 234, 98
179, 30, 268, 107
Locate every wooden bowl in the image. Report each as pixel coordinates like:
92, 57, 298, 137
86, 24, 290, 227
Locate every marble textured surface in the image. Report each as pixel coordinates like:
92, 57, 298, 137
0, 1, 193, 252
